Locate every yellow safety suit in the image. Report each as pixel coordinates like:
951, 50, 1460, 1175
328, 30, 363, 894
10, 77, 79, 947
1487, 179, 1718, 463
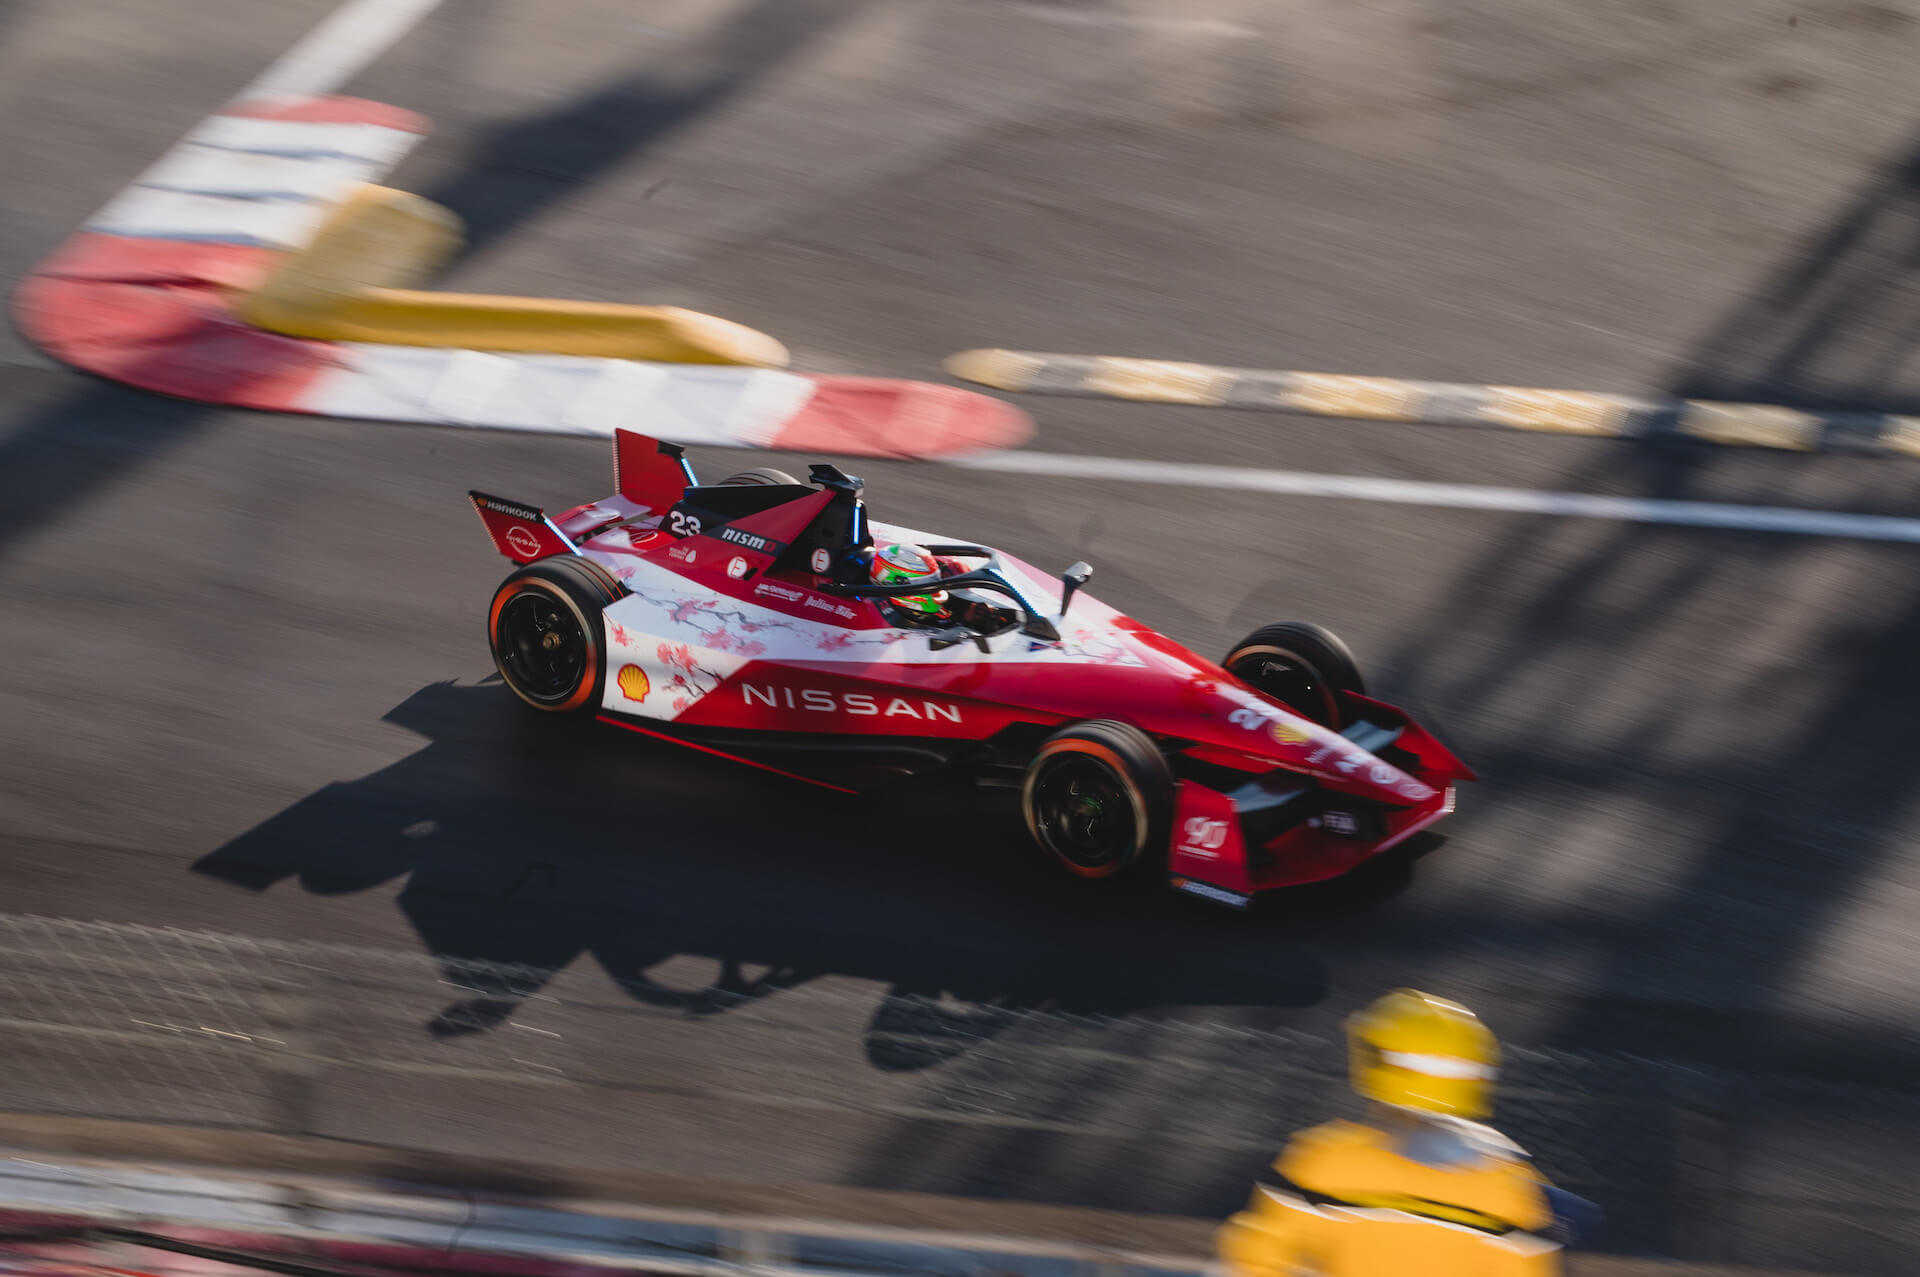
1217, 1119, 1564, 1277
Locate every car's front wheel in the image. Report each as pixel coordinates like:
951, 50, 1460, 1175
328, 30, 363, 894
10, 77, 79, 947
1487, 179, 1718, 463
1222, 621, 1365, 728
487, 556, 625, 712
1021, 719, 1173, 879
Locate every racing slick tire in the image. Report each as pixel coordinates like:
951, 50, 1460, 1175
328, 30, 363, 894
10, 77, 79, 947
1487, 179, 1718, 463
1223, 622, 1365, 728
1021, 719, 1174, 880
487, 555, 626, 713
717, 467, 800, 486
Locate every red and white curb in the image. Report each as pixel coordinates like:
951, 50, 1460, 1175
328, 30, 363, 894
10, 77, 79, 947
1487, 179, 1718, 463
13, 97, 1029, 460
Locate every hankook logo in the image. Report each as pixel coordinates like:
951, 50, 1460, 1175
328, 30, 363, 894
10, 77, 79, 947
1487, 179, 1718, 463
480, 497, 542, 522
740, 683, 961, 722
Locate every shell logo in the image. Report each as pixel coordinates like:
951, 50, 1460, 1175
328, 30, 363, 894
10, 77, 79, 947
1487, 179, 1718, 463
616, 664, 651, 702
1270, 721, 1310, 746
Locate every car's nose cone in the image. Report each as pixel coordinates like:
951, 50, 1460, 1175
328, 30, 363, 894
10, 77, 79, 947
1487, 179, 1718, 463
1208, 683, 1436, 804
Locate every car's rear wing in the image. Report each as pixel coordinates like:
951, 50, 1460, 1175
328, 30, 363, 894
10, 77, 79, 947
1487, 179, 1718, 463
468, 491, 577, 564
614, 429, 697, 511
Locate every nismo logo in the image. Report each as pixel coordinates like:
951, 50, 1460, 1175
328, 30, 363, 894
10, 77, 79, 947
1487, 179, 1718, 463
718, 526, 777, 553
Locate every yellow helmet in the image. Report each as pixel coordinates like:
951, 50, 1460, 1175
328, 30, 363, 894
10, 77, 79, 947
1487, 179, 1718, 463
1347, 989, 1500, 1118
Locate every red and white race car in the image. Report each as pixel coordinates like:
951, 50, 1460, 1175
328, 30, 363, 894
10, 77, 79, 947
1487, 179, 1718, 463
470, 430, 1474, 908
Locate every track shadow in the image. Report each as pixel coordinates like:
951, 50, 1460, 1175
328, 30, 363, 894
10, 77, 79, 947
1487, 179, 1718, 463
1676, 131, 1920, 412
192, 679, 1357, 1050
1366, 136, 1920, 1055
889, 123, 1920, 1259
1342, 127, 1920, 1267
419, 0, 862, 258
1355, 439, 1920, 1267
1365, 420, 1920, 1024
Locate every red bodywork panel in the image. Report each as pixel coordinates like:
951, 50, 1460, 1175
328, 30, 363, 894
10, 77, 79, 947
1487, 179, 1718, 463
613, 430, 693, 512
1171, 775, 1459, 908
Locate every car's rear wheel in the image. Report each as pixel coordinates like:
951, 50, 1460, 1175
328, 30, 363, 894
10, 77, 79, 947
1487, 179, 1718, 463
717, 467, 800, 487
488, 556, 625, 712
1222, 621, 1365, 728
1021, 720, 1173, 879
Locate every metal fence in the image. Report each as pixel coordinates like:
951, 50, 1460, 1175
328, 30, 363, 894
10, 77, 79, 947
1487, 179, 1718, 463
0, 913, 1903, 1272
0, 912, 1649, 1148
0, 915, 567, 1130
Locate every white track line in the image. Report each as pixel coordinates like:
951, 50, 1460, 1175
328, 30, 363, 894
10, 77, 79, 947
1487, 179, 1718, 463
234, 0, 445, 105
955, 451, 1920, 543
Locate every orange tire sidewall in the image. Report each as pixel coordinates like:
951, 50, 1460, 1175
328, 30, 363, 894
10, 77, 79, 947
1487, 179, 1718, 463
1023, 737, 1150, 878
488, 577, 601, 713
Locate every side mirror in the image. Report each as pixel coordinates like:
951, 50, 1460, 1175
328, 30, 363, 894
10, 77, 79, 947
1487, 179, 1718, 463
929, 627, 991, 654
1060, 561, 1092, 615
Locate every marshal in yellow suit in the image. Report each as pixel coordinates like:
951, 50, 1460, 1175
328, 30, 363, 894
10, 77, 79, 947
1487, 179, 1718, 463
1217, 991, 1574, 1277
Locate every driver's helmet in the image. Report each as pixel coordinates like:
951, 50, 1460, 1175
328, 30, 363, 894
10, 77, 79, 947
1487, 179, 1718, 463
871, 542, 947, 617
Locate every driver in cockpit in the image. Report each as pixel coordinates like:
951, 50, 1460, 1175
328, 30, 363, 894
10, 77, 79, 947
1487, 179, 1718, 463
868, 542, 1010, 634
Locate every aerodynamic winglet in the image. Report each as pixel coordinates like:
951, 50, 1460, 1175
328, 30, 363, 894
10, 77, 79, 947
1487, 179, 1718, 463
468, 490, 577, 564
613, 429, 696, 512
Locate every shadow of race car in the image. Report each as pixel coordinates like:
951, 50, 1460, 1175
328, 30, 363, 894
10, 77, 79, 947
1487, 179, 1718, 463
469, 430, 1474, 909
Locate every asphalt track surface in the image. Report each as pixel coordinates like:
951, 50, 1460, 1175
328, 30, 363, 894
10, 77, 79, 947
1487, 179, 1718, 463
5, 0, 1920, 1270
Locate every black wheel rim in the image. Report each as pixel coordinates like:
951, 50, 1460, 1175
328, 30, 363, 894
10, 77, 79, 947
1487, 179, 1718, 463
1031, 753, 1137, 871
1229, 650, 1336, 726
497, 589, 587, 703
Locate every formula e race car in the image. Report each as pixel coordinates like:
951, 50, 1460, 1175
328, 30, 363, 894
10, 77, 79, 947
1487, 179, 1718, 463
469, 430, 1474, 908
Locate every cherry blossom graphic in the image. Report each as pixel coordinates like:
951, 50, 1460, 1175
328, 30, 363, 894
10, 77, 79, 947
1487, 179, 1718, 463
654, 640, 722, 696
618, 587, 840, 689
610, 622, 631, 646
1072, 639, 1131, 665
701, 628, 767, 658
668, 598, 719, 625
697, 603, 798, 638
628, 588, 804, 647
812, 631, 894, 654
1062, 626, 1140, 666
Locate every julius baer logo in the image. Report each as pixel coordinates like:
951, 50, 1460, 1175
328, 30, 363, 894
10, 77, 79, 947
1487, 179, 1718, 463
741, 683, 961, 722
753, 580, 856, 619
